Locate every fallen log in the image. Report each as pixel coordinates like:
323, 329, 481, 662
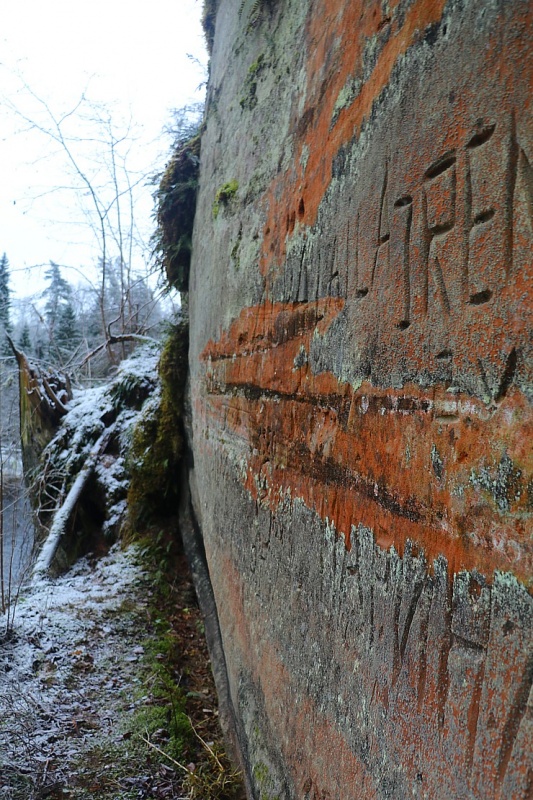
31, 425, 114, 581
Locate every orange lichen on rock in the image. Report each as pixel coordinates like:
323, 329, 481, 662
199, 300, 532, 587
189, 1, 533, 795
260, 0, 450, 275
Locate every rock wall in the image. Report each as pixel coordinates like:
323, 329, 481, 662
186, 1, 532, 797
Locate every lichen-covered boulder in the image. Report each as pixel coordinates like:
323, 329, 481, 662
185, 1, 532, 797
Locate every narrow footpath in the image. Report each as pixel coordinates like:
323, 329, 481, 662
0, 543, 244, 800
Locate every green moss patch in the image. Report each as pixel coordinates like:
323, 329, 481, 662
126, 321, 188, 534
240, 53, 266, 110
213, 180, 239, 219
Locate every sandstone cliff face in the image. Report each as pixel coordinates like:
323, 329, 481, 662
186, 1, 532, 797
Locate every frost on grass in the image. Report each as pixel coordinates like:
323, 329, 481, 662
0, 348, 163, 793
0, 544, 151, 799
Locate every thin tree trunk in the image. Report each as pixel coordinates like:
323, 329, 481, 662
32, 426, 113, 581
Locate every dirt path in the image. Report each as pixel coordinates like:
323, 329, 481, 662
0, 544, 243, 800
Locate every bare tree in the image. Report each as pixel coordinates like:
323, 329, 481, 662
1, 77, 161, 366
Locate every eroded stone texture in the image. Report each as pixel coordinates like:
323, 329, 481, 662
187, 0, 532, 797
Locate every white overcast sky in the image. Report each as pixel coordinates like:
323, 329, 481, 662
0, 0, 207, 300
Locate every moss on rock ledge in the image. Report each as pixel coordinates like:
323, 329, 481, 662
154, 135, 201, 292
202, 0, 221, 54
126, 320, 189, 534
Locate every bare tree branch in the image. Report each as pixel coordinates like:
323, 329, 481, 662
78, 333, 158, 369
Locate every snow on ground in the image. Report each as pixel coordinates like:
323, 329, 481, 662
0, 544, 154, 798
0, 344, 174, 797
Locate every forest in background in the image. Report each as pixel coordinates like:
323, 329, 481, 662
0, 91, 203, 619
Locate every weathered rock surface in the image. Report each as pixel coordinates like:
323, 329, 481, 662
186, 1, 532, 797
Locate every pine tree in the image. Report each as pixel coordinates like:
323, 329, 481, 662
43, 261, 71, 335
18, 322, 32, 353
0, 253, 12, 352
56, 302, 81, 357
42, 262, 77, 362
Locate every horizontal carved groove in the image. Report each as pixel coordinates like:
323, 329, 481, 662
214, 382, 349, 411
210, 381, 433, 417
473, 208, 495, 225
204, 307, 329, 361
425, 151, 456, 179
397, 396, 432, 412
394, 195, 413, 207
430, 221, 454, 236
436, 349, 453, 359
467, 124, 496, 149
396, 320, 411, 330
452, 633, 486, 652
469, 289, 493, 305
289, 441, 425, 523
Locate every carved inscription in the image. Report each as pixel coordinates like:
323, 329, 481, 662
423, 150, 456, 318
351, 115, 529, 326
390, 195, 413, 329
